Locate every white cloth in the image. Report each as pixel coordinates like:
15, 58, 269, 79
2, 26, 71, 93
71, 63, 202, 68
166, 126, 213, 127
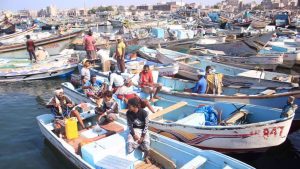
114, 85, 135, 95
81, 67, 90, 81
109, 73, 124, 91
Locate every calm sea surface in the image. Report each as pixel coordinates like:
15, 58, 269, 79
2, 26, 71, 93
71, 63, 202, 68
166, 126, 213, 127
0, 77, 299, 169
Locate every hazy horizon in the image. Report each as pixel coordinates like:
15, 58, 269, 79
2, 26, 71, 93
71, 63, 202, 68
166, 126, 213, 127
1, 0, 262, 11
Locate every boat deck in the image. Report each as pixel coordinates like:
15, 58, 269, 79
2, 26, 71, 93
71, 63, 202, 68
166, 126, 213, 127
64, 122, 124, 155
135, 161, 160, 169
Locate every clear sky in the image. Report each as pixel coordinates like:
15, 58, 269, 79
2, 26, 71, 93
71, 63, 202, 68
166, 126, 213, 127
1, 0, 261, 11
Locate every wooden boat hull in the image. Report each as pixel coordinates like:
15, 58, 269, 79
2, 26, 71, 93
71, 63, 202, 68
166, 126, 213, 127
0, 66, 76, 82
0, 30, 82, 59
0, 25, 37, 41
156, 49, 294, 87
210, 55, 283, 70
0, 54, 78, 81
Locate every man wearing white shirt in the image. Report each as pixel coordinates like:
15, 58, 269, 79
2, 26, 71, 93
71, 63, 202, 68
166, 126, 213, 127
81, 59, 91, 81
108, 65, 124, 91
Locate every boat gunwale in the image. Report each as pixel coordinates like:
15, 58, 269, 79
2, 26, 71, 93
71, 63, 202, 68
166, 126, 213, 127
0, 30, 83, 52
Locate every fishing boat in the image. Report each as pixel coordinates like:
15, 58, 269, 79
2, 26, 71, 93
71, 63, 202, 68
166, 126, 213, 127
138, 46, 159, 62
156, 48, 295, 84
250, 21, 267, 29
147, 98, 294, 153
209, 54, 283, 71
36, 104, 254, 169
0, 53, 78, 82
0, 25, 37, 41
77, 54, 179, 77
61, 80, 295, 153
0, 29, 82, 59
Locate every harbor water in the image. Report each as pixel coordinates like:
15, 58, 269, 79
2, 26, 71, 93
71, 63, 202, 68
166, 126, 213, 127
0, 77, 300, 169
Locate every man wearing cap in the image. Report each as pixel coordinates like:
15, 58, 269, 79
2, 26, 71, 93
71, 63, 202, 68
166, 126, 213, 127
83, 30, 97, 66
115, 35, 126, 73
184, 70, 207, 94
81, 59, 91, 81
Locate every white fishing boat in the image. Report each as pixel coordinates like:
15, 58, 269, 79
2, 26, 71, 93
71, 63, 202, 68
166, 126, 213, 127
148, 98, 294, 153
0, 25, 37, 41
0, 30, 82, 59
0, 53, 78, 82
36, 104, 254, 169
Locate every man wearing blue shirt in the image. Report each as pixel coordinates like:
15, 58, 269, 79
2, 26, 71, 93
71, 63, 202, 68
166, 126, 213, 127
184, 70, 207, 94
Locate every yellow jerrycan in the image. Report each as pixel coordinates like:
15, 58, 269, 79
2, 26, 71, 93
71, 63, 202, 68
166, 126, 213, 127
65, 117, 79, 139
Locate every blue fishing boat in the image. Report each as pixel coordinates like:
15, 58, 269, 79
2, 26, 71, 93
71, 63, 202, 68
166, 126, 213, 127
156, 48, 296, 87
61, 79, 295, 153
36, 103, 254, 169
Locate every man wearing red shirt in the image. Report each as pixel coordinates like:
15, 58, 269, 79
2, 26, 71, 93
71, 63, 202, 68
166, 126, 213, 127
139, 65, 162, 102
26, 35, 36, 63
83, 30, 97, 65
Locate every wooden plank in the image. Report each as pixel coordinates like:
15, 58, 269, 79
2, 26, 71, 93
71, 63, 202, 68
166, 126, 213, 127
149, 149, 176, 169
187, 61, 200, 65
150, 101, 187, 120
259, 89, 276, 95
174, 55, 192, 61
224, 111, 247, 125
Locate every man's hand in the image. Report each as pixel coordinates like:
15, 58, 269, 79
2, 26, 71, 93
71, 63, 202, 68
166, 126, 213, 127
66, 103, 73, 107
133, 134, 139, 141
138, 136, 144, 144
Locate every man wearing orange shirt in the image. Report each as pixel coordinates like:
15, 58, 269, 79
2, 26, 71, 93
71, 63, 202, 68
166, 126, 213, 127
139, 65, 162, 102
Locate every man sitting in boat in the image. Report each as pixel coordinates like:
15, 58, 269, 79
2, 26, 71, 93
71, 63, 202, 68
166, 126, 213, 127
126, 98, 151, 163
81, 75, 106, 100
81, 59, 91, 81
47, 88, 86, 129
205, 66, 223, 95
95, 91, 118, 124
108, 65, 124, 92
115, 77, 156, 114
184, 70, 207, 94
35, 47, 49, 62
139, 65, 162, 102
281, 96, 298, 118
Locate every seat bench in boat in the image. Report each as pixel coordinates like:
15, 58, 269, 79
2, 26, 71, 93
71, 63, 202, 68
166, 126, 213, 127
65, 121, 124, 154
222, 110, 248, 126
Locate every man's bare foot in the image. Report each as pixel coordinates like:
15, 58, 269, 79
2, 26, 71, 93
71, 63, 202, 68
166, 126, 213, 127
144, 157, 151, 164
153, 96, 161, 100
149, 98, 154, 102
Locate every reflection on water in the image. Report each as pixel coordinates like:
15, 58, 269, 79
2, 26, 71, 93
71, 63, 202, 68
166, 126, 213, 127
0, 77, 299, 169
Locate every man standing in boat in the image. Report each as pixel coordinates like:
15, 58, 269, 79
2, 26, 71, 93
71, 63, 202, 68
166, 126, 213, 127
115, 35, 126, 73
205, 66, 223, 95
126, 98, 151, 164
83, 30, 97, 66
26, 35, 37, 63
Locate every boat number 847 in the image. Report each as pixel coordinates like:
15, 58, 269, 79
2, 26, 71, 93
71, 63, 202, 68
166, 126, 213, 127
263, 126, 284, 138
